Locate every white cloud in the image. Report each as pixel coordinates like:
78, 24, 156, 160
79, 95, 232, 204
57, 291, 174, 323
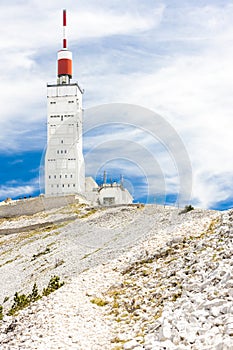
0, 178, 39, 200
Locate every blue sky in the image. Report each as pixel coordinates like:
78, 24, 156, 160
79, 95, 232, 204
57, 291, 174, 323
0, 0, 232, 209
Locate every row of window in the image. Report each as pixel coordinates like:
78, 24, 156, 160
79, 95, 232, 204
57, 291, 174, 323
47, 158, 76, 162
50, 114, 74, 118
50, 184, 76, 188
50, 124, 74, 127
49, 174, 73, 179
57, 150, 67, 154
50, 100, 74, 105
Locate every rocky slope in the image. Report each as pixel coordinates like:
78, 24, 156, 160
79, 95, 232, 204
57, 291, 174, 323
0, 203, 232, 349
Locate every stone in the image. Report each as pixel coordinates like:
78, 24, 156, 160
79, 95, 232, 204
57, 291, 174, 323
160, 321, 172, 340
211, 306, 221, 317
123, 339, 140, 349
225, 323, 233, 336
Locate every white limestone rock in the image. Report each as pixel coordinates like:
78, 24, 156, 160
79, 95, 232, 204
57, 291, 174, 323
123, 339, 141, 349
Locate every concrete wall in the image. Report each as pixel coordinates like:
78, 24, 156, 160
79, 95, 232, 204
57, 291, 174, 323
0, 195, 78, 218
85, 177, 98, 192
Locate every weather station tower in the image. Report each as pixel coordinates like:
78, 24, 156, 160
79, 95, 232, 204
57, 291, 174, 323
45, 9, 85, 196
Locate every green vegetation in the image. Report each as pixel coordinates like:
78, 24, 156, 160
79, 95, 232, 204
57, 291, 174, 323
32, 247, 50, 260
80, 208, 97, 219
81, 248, 101, 260
54, 258, 65, 268
30, 283, 41, 302
8, 292, 31, 316
90, 297, 108, 307
5, 276, 64, 317
0, 305, 3, 320
179, 205, 194, 215
3, 296, 9, 303
42, 275, 64, 296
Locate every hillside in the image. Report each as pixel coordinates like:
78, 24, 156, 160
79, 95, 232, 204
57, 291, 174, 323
0, 203, 232, 349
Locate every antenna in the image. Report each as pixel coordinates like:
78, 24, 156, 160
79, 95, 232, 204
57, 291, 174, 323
63, 9, 67, 49
57, 9, 73, 80
120, 174, 124, 187
103, 171, 107, 185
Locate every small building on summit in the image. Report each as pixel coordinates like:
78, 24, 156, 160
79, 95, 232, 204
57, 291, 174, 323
98, 183, 133, 206
84, 175, 133, 206
45, 9, 133, 206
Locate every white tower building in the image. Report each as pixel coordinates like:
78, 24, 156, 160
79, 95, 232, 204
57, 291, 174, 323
45, 9, 85, 196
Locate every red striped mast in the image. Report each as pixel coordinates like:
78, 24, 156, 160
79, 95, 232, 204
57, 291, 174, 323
57, 9, 73, 82
63, 9, 67, 49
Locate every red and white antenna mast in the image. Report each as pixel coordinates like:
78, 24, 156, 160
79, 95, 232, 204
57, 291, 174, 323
63, 9, 67, 49
57, 9, 73, 83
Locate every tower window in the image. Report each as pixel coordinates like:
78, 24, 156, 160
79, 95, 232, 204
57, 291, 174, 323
61, 116, 63, 121
70, 174, 73, 178
68, 184, 70, 188
49, 175, 51, 179
60, 175, 62, 179
54, 175, 56, 179
61, 150, 63, 154
73, 184, 75, 187
57, 150, 59, 154
62, 184, 64, 188
61, 140, 63, 144
57, 184, 59, 188
65, 175, 67, 178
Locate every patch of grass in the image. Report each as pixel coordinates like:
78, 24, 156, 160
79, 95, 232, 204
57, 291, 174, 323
141, 269, 151, 277
0, 248, 14, 258
111, 336, 127, 344
3, 296, 9, 303
6, 276, 64, 317
46, 242, 56, 248
0, 305, 3, 320
18, 222, 68, 246
154, 308, 163, 320
8, 293, 31, 316
0, 255, 22, 268
3, 258, 14, 265
90, 297, 108, 307
42, 232, 60, 239
0, 221, 68, 262
108, 289, 122, 297
8, 283, 42, 316
42, 275, 64, 296
30, 283, 41, 302
207, 218, 219, 234
80, 209, 97, 219
171, 291, 182, 301
54, 258, 65, 268
112, 299, 120, 309
81, 248, 101, 260
32, 247, 50, 261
